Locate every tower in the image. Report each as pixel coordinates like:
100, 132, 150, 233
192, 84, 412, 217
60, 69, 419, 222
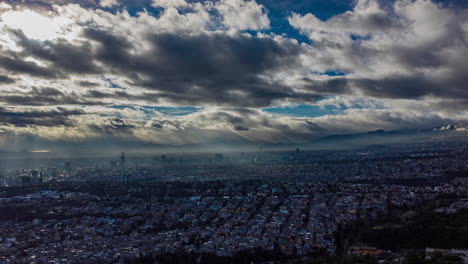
120, 152, 126, 169
64, 162, 72, 175
0, 169, 4, 186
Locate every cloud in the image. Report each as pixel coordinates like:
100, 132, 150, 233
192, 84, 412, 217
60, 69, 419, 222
0, 55, 61, 78
11, 29, 100, 75
0, 106, 85, 127
0, 103, 465, 152
89, 30, 312, 106
0, 75, 15, 84
0, 0, 467, 151
215, 0, 270, 30
151, 0, 188, 8
289, 0, 468, 101
100, 0, 119, 8
289, 0, 400, 42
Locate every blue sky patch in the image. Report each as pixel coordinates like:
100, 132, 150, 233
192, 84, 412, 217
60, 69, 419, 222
106, 79, 125, 89
108, 105, 201, 116
350, 34, 372, 41
263, 104, 344, 117
321, 71, 347, 77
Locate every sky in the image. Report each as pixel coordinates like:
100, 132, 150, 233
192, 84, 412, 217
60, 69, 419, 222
0, 0, 468, 153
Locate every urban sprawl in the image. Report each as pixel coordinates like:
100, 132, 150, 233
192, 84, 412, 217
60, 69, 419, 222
0, 143, 467, 263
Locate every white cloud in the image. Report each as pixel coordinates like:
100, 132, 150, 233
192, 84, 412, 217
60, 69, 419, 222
0, 0, 467, 150
288, 0, 394, 43
100, 0, 119, 8
216, 0, 270, 30
0, 9, 75, 41
152, 0, 188, 8
0, 2, 11, 13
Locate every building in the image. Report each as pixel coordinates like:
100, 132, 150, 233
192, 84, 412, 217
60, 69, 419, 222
0, 170, 4, 186
122, 174, 131, 182
65, 162, 72, 175
110, 160, 118, 169
120, 152, 126, 169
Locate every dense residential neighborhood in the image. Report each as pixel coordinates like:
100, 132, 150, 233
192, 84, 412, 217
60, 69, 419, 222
1, 143, 467, 263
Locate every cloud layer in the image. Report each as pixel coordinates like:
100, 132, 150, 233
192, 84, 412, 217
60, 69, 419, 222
0, 0, 468, 151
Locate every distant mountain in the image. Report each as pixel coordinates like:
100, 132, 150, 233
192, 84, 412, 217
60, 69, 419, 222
302, 127, 465, 150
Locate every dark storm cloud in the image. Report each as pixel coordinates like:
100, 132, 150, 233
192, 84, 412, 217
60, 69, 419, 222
300, 74, 466, 101
149, 120, 172, 129
234, 125, 249, 131
0, 55, 60, 78
84, 29, 318, 107
0, 87, 109, 106
83, 28, 132, 66
0, 75, 15, 84
9, 29, 101, 75
78, 81, 100, 87
0, 107, 85, 127
2, 0, 468, 109
352, 77, 434, 99
303, 78, 350, 94
2, 6, 465, 107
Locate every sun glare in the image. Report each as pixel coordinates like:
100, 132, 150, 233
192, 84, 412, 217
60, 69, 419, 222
1, 10, 72, 41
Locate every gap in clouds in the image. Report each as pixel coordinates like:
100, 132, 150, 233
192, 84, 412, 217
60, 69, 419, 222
108, 105, 202, 116
263, 105, 344, 118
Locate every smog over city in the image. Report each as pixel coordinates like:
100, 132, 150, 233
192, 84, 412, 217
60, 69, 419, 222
0, 0, 467, 263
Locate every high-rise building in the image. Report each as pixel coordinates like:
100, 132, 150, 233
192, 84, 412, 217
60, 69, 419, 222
31, 170, 38, 178
65, 162, 72, 175
120, 152, 126, 169
0, 170, 4, 186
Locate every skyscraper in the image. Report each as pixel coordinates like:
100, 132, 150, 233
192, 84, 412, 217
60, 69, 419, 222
0, 170, 4, 186
120, 152, 126, 169
65, 162, 72, 175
